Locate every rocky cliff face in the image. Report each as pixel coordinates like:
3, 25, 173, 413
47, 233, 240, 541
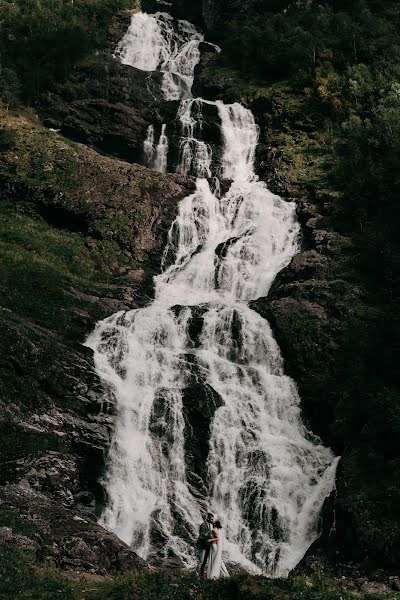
0, 107, 193, 575
39, 10, 175, 167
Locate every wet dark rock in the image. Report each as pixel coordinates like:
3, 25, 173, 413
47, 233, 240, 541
182, 357, 224, 497
168, 99, 223, 178
186, 307, 207, 348
193, 52, 225, 100
60, 100, 149, 164
142, 0, 204, 27
0, 481, 146, 574
40, 53, 177, 166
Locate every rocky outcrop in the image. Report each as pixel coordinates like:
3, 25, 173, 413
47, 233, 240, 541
0, 480, 146, 574
193, 45, 400, 572
0, 112, 193, 272
0, 108, 193, 574
40, 44, 177, 165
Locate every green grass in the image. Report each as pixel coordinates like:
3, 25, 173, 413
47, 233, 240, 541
0, 545, 78, 600
0, 198, 126, 416
0, 547, 397, 600
0, 200, 111, 339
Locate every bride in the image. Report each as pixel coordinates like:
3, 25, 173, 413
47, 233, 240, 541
206, 520, 229, 579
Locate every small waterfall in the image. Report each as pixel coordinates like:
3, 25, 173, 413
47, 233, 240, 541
143, 124, 169, 173
87, 11, 339, 576
216, 102, 258, 182
154, 124, 169, 173
143, 125, 155, 167
115, 12, 203, 101
177, 99, 212, 178
115, 12, 165, 71
119, 13, 211, 177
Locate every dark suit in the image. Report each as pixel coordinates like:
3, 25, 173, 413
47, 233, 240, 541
196, 520, 211, 575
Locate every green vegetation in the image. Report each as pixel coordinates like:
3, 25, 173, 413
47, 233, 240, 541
0, 0, 399, 586
220, 1, 399, 85
0, 545, 77, 599
0, 505, 40, 537
0, 545, 397, 600
0, 196, 113, 422
0, 200, 106, 337
199, 0, 400, 566
0, 0, 132, 104
86, 570, 398, 600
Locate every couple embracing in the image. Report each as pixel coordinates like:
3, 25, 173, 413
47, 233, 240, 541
196, 512, 229, 579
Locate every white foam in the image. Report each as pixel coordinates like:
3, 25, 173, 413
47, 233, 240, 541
86, 11, 339, 576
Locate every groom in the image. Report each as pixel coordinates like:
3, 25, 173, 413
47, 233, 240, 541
196, 512, 214, 576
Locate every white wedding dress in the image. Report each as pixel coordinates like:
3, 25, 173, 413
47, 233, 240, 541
206, 529, 229, 579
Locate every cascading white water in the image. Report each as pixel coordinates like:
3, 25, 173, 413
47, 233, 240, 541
143, 125, 155, 167
177, 99, 213, 178
86, 12, 339, 576
115, 12, 203, 101
154, 124, 169, 173
143, 124, 169, 173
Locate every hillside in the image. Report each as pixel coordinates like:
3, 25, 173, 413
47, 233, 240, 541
0, 0, 399, 597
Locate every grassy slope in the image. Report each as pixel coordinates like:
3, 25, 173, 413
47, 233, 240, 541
0, 545, 399, 600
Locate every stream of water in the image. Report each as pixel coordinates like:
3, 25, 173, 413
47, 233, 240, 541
86, 11, 339, 576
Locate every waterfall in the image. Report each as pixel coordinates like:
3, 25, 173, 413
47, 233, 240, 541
143, 125, 155, 167
115, 12, 203, 101
143, 124, 169, 173
154, 124, 169, 173
177, 99, 213, 178
86, 12, 339, 576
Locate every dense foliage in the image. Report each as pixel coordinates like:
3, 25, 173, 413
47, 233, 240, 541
213, 0, 400, 557
221, 0, 400, 434
0, 0, 131, 103
221, 1, 399, 81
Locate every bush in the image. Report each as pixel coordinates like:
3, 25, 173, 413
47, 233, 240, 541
0, 128, 17, 151
0, 0, 132, 103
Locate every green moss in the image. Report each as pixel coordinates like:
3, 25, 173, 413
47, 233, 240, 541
0, 544, 78, 599
0, 200, 113, 339
0, 505, 40, 537
89, 213, 135, 248
138, 178, 162, 194
0, 127, 17, 151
